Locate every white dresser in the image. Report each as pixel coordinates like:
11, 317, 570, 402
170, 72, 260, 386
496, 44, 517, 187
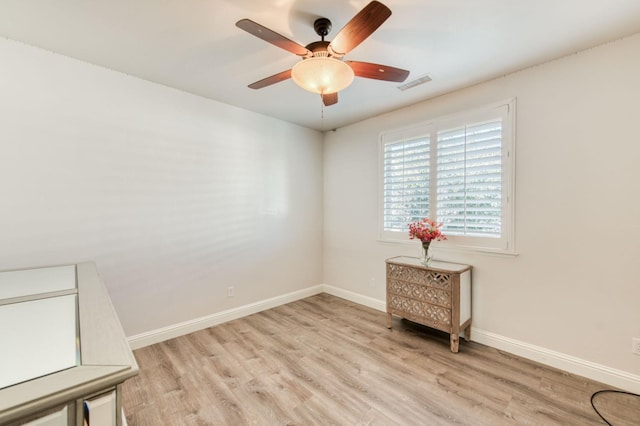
0, 262, 138, 425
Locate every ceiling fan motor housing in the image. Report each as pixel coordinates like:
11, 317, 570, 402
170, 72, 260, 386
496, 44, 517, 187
305, 41, 331, 57
296, 23, 353, 95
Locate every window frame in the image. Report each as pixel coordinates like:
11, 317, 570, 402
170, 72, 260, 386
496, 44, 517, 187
377, 98, 516, 255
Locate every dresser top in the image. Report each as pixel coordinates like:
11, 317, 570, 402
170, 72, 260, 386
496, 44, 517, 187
0, 262, 138, 423
386, 256, 472, 273
0, 265, 76, 300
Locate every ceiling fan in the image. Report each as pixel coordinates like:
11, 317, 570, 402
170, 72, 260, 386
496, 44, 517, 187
236, 1, 410, 106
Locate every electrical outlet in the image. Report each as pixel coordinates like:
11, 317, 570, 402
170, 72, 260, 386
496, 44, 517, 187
227, 286, 234, 297
632, 338, 640, 355
370, 277, 376, 287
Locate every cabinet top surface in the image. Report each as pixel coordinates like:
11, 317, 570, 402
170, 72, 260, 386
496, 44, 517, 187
386, 256, 472, 272
0, 262, 138, 423
0, 265, 76, 300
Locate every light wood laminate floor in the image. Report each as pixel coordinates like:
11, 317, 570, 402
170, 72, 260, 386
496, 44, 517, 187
122, 294, 639, 425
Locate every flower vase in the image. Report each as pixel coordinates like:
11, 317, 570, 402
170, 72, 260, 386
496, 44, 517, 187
421, 241, 432, 266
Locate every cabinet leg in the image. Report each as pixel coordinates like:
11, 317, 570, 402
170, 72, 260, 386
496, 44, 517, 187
386, 312, 392, 329
450, 334, 459, 353
463, 325, 471, 342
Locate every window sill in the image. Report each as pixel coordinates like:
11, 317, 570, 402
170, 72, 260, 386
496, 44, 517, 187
376, 238, 519, 257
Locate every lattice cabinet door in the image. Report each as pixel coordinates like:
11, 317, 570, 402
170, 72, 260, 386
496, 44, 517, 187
385, 256, 472, 353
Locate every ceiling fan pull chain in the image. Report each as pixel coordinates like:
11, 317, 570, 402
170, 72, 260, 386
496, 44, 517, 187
320, 95, 325, 132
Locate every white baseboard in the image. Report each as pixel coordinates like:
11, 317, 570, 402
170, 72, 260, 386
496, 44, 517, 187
471, 328, 640, 394
127, 285, 640, 394
127, 285, 324, 349
322, 284, 386, 312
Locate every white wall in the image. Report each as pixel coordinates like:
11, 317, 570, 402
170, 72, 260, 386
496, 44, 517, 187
0, 38, 324, 337
324, 33, 640, 385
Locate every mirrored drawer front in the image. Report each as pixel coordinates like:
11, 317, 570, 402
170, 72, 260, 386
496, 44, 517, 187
84, 390, 117, 426
388, 294, 452, 327
387, 264, 452, 290
388, 279, 451, 307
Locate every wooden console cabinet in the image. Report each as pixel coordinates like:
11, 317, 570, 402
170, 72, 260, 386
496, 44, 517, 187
386, 256, 472, 352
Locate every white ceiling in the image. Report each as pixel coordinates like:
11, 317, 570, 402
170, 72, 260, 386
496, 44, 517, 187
1, 0, 639, 131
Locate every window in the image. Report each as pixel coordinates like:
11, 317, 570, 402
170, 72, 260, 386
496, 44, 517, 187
379, 99, 515, 253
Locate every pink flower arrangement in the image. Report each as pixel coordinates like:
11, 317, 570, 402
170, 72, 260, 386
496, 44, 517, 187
408, 218, 447, 243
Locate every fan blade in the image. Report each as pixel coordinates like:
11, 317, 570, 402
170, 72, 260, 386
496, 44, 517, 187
346, 61, 409, 82
248, 69, 292, 89
328, 1, 391, 57
322, 92, 338, 106
236, 19, 311, 57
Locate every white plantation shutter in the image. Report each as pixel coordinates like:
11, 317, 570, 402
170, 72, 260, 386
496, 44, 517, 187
379, 100, 514, 252
437, 119, 503, 237
382, 133, 430, 232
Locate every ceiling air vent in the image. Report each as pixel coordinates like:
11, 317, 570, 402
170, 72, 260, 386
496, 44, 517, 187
397, 74, 432, 91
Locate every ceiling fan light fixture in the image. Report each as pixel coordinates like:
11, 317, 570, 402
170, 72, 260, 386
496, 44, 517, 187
291, 57, 354, 95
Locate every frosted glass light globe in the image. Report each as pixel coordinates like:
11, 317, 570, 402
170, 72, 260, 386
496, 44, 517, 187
291, 57, 354, 94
